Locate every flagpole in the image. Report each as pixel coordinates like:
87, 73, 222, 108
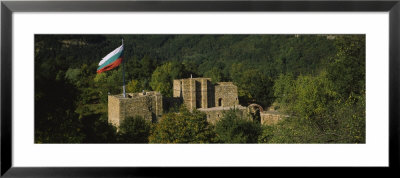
122, 38, 126, 98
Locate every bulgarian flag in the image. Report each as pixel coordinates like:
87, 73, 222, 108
97, 44, 124, 73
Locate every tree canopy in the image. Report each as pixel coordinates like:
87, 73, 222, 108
149, 107, 215, 143
35, 34, 365, 143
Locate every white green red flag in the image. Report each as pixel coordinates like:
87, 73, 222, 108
97, 44, 124, 73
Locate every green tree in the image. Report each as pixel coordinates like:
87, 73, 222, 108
215, 109, 262, 143
150, 63, 173, 97
34, 75, 85, 143
80, 114, 118, 143
93, 68, 123, 95
329, 93, 365, 143
64, 68, 81, 84
273, 72, 338, 128
258, 93, 365, 144
34, 34, 361, 144
138, 55, 156, 79
149, 107, 215, 143
258, 118, 327, 143
327, 35, 365, 100
230, 63, 274, 107
118, 116, 152, 143
150, 61, 189, 97
273, 73, 296, 113
204, 66, 225, 83
270, 36, 366, 143
292, 73, 336, 120
126, 79, 142, 93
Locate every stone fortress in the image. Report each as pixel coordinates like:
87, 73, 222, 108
173, 77, 247, 124
108, 91, 162, 128
108, 77, 287, 128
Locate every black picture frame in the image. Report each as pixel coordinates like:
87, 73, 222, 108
1, 0, 399, 177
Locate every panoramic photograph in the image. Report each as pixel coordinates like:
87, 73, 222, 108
34, 34, 365, 144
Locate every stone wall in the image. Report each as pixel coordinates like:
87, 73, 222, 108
173, 78, 212, 110
109, 77, 288, 128
178, 78, 196, 110
198, 105, 248, 124
172, 78, 244, 124
173, 78, 239, 111
260, 111, 288, 125
214, 82, 239, 107
173, 80, 182, 98
108, 91, 162, 128
108, 95, 121, 127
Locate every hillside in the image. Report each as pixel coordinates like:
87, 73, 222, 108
34, 34, 365, 143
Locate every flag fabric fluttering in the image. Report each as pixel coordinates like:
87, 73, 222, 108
97, 44, 124, 73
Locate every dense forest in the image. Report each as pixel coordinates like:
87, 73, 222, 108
35, 34, 365, 143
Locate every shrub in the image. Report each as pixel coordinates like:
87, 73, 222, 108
215, 109, 262, 143
118, 116, 151, 143
149, 107, 215, 143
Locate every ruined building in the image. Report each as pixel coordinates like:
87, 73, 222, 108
173, 78, 240, 109
173, 77, 247, 124
248, 103, 289, 125
108, 77, 287, 128
108, 91, 162, 128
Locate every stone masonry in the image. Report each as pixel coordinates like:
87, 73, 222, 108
173, 77, 242, 124
215, 82, 240, 107
108, 91, 162, 128
198, 105, 248, 124
260, 111, 287, 125
108, 77, 287, 128
173, 78, 239, 110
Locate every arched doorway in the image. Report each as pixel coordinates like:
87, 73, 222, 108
248, 104, 263, 123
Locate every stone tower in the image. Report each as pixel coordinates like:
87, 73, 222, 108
173, 78, 239, 111
108, 91, 162, 128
